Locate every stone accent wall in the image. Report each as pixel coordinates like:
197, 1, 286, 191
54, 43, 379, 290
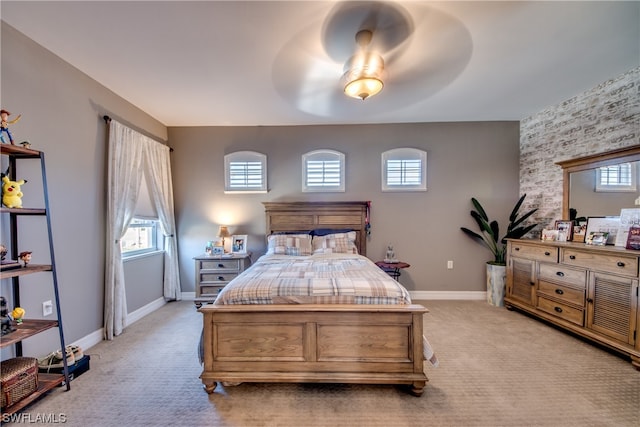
520, 67, 640, 233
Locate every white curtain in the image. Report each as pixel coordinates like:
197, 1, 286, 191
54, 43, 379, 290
144, 140, 181, 301
104, 120, 181, 340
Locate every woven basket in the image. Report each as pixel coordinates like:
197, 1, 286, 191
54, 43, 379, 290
1, 357, 38, 409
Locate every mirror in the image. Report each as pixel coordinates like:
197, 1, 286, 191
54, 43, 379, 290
569, 161, 639, 218
557, 145, 640, 220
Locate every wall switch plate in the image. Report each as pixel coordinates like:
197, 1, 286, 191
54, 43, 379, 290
447, 260, 454, 269
42, 300, 53, 316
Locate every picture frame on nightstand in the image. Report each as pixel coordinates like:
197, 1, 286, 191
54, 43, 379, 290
232, 235, 248, 254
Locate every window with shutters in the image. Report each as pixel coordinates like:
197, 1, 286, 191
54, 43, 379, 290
224, 151, 268, 193
595, 163, 636, 192
381, 148, 427, 192
302, 149, 345, 192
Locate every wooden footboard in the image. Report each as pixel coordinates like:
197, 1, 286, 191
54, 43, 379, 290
199, 304, 429, 396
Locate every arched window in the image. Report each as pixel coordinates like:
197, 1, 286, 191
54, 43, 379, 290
381, 148, 427, 192
302, 149, 345, 192
224, 151, 268, 193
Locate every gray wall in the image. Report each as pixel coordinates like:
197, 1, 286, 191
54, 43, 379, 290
1, 23, 168, 355
169, 122, 521, 294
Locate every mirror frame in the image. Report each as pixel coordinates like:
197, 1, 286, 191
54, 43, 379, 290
556, 145, 640, 219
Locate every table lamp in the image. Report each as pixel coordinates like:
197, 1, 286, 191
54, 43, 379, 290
217, 226, 230, 252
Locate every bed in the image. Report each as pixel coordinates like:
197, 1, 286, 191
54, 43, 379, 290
199, 201, 437, 396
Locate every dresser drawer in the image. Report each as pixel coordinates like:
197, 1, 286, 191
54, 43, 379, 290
538, 263, 586, 288
561, 248, 638, 277
201, 272, 239, 284
537, 280, 585, 306
537, 296, 584, 326
200, 259, 241, 271
510, 242, 558, 262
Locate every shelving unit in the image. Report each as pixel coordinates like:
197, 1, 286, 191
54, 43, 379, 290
1, 144, 69, 416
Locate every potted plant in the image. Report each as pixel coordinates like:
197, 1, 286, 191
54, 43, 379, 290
460, 194, 538, 306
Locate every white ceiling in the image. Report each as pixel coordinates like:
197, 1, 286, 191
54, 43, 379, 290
2, 1, 639, 127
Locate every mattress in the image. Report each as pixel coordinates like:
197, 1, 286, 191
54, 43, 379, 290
214, 253, 412, 306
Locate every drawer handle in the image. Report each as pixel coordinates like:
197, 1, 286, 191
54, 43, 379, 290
556, 271, 565, 277
569, 255, 576, 260
554, 306, 563, 313
515, 247, 520, 251
218, 276, 225, 281
218, 263, 225, 268
617, 261, 625, 267
555, 289, 564, 295
544, 251, 551, 256
530, 281, 535, 286
587, 298, 593, 303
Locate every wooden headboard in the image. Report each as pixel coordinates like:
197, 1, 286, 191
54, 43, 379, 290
263, 201, 369, 256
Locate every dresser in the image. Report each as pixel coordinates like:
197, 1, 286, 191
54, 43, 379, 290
505, 239, 640, 369
193, 253, 252, 307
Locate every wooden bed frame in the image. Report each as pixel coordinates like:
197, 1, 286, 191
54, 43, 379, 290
199, 201, 429, 396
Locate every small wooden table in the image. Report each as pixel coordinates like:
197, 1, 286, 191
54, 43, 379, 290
375, 261, 410, 280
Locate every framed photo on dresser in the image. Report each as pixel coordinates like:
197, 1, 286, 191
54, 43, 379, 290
554, 220, 573, 242
585, 216, 620, 245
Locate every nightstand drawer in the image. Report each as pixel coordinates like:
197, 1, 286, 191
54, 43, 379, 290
200, 259, 241, 271
538, 263, 586, 288
200, 285, 225, 297
510, 243, 558, 262
537, 296, 584, 326
200, 272, 239, 284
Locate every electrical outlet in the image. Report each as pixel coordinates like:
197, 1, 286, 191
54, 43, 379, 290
447, 260, 454, 270
42, 300, 53, 316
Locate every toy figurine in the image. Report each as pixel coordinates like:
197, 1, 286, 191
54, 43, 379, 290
1, 296, 16, 335
1, 175, 27, 208
11, 307, 25, 325
0, 109, 22, 145
19, 251, 32, 267
384, 244, 397, 263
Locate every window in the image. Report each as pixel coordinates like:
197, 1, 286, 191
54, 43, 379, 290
382, 148, 427, 192
121, 218, 160, 256
596, 162, 636, 192
302, 150, 345, 192
224, 151, 267, 193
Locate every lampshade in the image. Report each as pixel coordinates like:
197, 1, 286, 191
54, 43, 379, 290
342, 51, 385, 101
217, 226, 230, 238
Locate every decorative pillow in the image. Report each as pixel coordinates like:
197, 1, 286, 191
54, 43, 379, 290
312, 231, 358, 254
266, 234, 312, 255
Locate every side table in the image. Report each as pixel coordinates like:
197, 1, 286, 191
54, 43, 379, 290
375, 260, 410, 281
193, 252, 252, 307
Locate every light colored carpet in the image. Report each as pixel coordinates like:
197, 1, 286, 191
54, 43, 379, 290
9, 300, 640, 427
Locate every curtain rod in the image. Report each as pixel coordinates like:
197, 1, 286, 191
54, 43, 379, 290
103, 115, 173, 152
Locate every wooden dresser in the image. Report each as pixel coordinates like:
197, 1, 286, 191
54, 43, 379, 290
505, 239, 640, 369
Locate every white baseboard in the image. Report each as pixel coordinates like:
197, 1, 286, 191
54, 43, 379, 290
126, 297, 166, 326
410, 291, 486, 300
181, 292, 195, 301
72, 297, 167, 351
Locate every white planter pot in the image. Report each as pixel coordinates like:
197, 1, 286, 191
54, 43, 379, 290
486, 263, 506, 307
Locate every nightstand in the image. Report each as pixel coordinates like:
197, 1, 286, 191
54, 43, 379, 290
194, 253, 252, 307
375, 260, 410, 281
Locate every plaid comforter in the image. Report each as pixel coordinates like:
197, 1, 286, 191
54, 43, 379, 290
214, 253, 412, 305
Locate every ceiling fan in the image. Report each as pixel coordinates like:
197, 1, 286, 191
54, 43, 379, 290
271, 1, 473, 119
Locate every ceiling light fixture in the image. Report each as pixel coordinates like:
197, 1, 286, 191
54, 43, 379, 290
342, 30, 385, 101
